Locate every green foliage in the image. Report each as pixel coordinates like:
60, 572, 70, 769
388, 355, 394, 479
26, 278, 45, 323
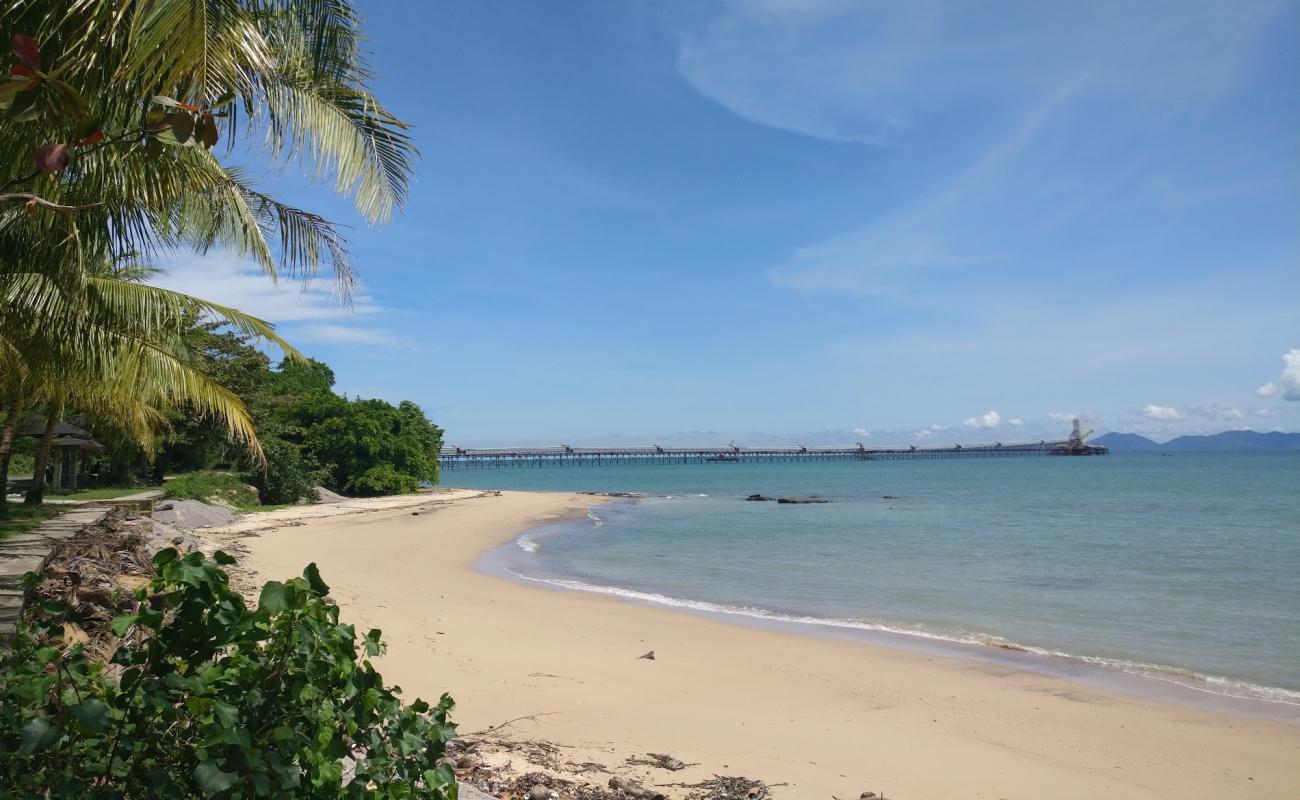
164, 471, 260, 509
343, 464, 421, 497
266, 358, 336, 397
251, 435, 324, 505
0, 551, 457, 798
148, 326, 442, 501
301, 399, 442, 497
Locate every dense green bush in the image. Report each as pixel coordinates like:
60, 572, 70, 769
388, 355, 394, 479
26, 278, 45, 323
0, 551, 457, 798
344, 464, 421, 497
304, 400, 441, 496
164, 471, 260, 509
249, 435, 324, 505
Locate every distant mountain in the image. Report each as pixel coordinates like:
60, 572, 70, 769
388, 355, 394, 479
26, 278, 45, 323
1092, 432, 1161, 452
1093, 430, 1300, 453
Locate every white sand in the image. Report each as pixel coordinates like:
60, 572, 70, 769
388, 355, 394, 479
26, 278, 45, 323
207, 490, 1300, 799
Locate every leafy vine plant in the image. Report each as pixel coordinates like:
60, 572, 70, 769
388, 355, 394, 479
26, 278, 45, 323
0, 549, 458, 798
1, 34, 227, 212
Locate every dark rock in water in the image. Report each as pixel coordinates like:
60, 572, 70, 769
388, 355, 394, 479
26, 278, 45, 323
745, 494, 772, 501
882, 495, 901, 500
777, 497, 830, 504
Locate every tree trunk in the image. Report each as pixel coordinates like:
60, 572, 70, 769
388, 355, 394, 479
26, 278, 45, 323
24, 401, 62, 505
0, 392, 25, 517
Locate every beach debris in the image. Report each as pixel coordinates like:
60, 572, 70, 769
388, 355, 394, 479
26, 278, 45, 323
528, 783, 554, 800
637, 650, 656, 660
626, 753, 692, 771
455, 754, 480, 771
21, 506, 158, 663
745, 495, 772, 501
608, 776, 665, 799
675, 776, 772, 800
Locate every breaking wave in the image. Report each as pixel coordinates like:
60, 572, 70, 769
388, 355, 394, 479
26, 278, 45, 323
505, 570, 1300, 708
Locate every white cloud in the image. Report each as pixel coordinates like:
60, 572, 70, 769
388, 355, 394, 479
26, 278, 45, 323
962, 410, 1001, 429
150, 251, 402, 349
1140, 404, 1183, 421
1048, 411, 1076, 423
152, 252, 378, 322
1007, 417, 1024, 427
851, 427, 870, 437
1257, 349, 1300, 401
915, 429, 932, 438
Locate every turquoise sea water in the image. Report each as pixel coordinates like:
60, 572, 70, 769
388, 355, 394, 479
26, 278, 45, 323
455, 454, 1300, 710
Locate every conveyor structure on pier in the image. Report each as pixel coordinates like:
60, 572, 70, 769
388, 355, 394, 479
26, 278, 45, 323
439, 439, 1108, 469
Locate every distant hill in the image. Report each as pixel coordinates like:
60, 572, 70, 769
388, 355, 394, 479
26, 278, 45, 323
1092, 432, 1161, 452
1093, 430, 1300, 453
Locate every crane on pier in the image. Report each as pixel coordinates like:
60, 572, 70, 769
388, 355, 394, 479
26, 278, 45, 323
1059, 418, 1097, 454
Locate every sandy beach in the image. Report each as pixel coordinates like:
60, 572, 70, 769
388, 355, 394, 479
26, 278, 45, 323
203, 489, 1300, 799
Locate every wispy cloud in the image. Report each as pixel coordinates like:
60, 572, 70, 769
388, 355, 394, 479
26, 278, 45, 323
295, 324, 400, 348
676, 0, 1294, 314
676, 1, 1282, 145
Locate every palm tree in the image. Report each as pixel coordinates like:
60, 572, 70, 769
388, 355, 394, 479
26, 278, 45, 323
13, 255, 300, 505
1, 249, 297, 512
0, 0, 414, 283
0, 1, 418, 512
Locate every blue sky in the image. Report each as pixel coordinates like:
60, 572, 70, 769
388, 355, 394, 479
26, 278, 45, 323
158, 0, 1300, 446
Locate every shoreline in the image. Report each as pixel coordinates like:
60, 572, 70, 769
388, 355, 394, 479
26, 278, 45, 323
482, 501, 1300, 723
203, 488, 1300, 799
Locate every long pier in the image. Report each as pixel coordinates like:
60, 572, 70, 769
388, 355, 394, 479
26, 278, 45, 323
439, 439, 1108, 469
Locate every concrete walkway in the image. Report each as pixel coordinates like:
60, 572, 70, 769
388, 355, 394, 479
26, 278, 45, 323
0, 504, 110, 640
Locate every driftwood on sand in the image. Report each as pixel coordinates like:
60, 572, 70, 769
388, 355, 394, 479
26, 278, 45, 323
626, 753, 693, 771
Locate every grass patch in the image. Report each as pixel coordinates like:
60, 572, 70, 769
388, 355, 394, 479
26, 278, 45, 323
48, 486, 150, 500
164, 471, 260, 509
0, 504, 63, 541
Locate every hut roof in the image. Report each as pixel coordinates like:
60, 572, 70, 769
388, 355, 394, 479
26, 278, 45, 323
51, 435, 105, 451
17, 416, 95, 439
